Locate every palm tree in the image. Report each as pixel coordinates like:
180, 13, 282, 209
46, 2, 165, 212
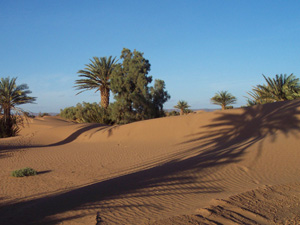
75, 56, 117, 109
247, 74, 300, 104
0, 77, 36, 137
211, 91, 236, 110
246, 85, 274, 106
174, 100, 190, 115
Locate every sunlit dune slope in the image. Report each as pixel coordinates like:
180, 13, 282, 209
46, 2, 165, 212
1, 100, 300, 224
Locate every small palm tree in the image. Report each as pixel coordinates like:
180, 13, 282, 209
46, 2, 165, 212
247, 74, 300, 104
75, 56, 117, 109
0, 77, 36, 137
174, 100, 190, 115
211, 91, 236, 110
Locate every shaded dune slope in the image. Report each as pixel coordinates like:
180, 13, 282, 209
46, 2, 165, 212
0, 100, 300, 224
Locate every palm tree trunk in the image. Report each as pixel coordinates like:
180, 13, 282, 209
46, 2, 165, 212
100, 87, 110, 109
4, 107, 12, 136
180, 109, 184, 115
222, 104, 226, 110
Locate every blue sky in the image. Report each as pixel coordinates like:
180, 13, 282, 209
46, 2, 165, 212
1, 0, 299, 113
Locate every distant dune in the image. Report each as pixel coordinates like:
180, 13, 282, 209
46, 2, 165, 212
1, 100, 300, 224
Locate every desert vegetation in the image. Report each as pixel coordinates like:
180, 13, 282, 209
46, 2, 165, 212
61, 48, 170, 124
211, 91, 237, 110
75, 56, 118, 109
0, 77, 36, 138
11, 167, 37, 177
247, 74, 300, 106
60, 102, 112, 124
174, 101, 190, 115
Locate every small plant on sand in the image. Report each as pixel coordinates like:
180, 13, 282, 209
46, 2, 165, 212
11, 167, 37, 177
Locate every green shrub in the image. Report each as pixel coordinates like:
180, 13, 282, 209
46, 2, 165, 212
183, 109, 194, 114
167, 110, 180, 116
11, 167, 37, 177
38, 112, 50, 117
60, 102, 112, 125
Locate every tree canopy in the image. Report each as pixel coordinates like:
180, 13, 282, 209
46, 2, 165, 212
110, 48, 170, 124
174, 100, 190, 115
211, 91, 236, 110
75, 56, 117, 109
247, 74, 300, 105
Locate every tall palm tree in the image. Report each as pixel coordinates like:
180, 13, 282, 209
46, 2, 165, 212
0, 77, 36, 137
211, 91, 236, 110
174, 100, 190, 115
75, 56, 117, 109
247, 74, 300, 104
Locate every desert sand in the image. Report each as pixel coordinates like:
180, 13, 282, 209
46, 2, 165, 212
1, 100, 300, 224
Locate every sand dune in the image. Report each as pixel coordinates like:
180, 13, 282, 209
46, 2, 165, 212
1, 100, 300, 224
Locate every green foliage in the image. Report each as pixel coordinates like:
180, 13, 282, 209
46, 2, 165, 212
110, 48, 170, 124
151, 79, 171, 117
0, 116, 20, 138
167, 110, 180, 116
174, 100, 190, 115
38, 112, 49, 117
60, 102, 112, 125
72, 49, 170, 125
211, 91, 237, 110
0, 77, 36, 137
247, 74, 300, 105
11, 167, 37, 177
184, 108, 194, 114
75, 56, 118, 109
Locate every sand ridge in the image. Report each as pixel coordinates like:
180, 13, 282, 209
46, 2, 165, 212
1, 100, 300, 224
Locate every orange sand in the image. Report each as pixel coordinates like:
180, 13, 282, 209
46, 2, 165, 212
1, 100, 300, 224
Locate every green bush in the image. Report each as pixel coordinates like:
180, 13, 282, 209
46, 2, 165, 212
11, 167, 37, 177
183, 109, 194, 114
167, 110, 180, 116
60, 102, 112, 125
38, 112, 49, 117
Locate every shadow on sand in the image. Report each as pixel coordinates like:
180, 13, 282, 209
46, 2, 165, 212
0, 123, 120, 158
0, 100, 300, 224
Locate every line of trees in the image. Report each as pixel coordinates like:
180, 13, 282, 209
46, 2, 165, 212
173, 73, 300, 115
2, 51, 299, 138
210, 74, 300, 111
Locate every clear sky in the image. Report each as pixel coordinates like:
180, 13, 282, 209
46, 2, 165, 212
1, 0, 299, 113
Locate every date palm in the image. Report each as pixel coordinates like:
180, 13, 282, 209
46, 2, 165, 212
174, 100, 190, 115
0, 77, 36, 137
75, 56, 117, 109
247, 74, 300, 104
211, 91, 236, 110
